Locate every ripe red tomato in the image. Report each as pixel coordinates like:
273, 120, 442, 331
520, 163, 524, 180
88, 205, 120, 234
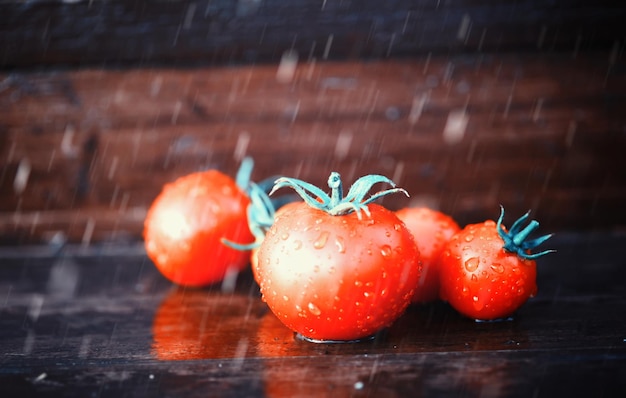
143, 169, 254, 287
395, 207, 460, 303
438, 207, 553, 320
256, 172, 421, 342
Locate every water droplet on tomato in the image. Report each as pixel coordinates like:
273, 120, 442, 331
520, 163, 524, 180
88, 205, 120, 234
313, 231, 330, 249
282, 295, 289, 302
491, 263, 505, 274
471, 274, 478, 282
464, 234, 475, 242
307, 302, 322, 316
354, 280, 363, 287
464, 257, 480, 272
292, 240, 302, 250
380, 245, 392, 258
335, 236, 346, 253
472, 296, 484, 311
394, 223, 402, 231
280, 232, 290, 240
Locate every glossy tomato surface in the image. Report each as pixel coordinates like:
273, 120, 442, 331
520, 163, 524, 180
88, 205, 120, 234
438, 220, 538, 320
143, 170, 254, 287
256, 202, 421, 341
395, 207, 460, 303
250, 200, 302, 286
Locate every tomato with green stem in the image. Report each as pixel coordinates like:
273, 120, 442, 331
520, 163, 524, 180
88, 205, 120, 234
143, 159, 256, 287
439, 206, 554, 321
395, 207, 461, 303
255, 172, 422, 342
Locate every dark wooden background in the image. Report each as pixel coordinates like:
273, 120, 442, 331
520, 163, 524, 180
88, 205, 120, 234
1, 0, 626, 244
2, 2, 626, 397
1, 0, 624, 68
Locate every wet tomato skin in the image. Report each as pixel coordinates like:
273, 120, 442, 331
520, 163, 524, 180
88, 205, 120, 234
396, 207, 460, 303
438, 220, 537, 320
143, 170, 254, 287
256, 202, 422, 341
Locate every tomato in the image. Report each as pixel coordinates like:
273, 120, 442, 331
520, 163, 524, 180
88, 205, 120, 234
395, 207, 460, 303
144, 165, 255, 287
256, 172, 421, 342
250, 200, 302, 285
438, 207, 553, 321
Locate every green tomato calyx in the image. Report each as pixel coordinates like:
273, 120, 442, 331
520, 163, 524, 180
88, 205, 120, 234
496, 205, 555, 260
224, 157, 289, 251
270, 172, 408, 219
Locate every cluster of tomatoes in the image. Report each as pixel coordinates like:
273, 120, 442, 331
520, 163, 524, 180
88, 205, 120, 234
143, 158, 553, 343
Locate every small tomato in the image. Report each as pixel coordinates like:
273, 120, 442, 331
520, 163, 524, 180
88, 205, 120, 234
396, 207, 460, 303
144, 161, 255, 287
439, 206, 553, 320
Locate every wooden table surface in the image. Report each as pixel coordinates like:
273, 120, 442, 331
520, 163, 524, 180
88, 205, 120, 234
0, 231, 625, 397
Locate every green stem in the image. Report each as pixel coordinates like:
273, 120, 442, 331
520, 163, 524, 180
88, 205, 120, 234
328, 172, 343, 208
497, 206, 554, 260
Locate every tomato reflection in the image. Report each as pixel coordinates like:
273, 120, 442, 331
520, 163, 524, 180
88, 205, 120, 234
152, 287, 522, 397
256, 310, 374, 398
151, 287, 261, 360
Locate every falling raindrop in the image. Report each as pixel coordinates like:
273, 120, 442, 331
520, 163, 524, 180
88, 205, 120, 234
334, 130, 353, 160
276, 50, 298, 84
323, 34, 334, 59
532, 98, 544, 121
457, 14, 472, 42
107, 156, 119, 180
47, 256, 79, 298
443, 110, 468, 144
234, 131, 251, 161
28, 295, 44, 321
408, 92, 429, 125
13, 158, 31, 195
61, 124, 78, 157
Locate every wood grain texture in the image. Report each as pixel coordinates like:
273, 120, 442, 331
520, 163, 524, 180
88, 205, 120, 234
0, 233, 625, 396
1, 52, 625, 244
